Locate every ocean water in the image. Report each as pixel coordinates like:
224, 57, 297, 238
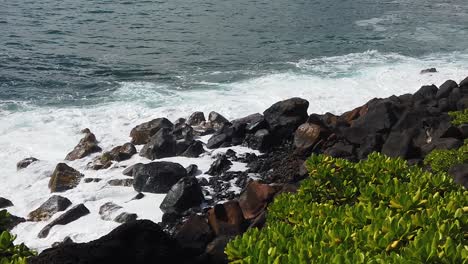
1, 0, 468, 251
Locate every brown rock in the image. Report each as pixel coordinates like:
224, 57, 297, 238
28, 195, 72, 222
175, 215, 214, 254
48, 163, 83, 193
65, 131, 102, 161
294, 123, 322, 152
130, 118, 174, 145
238, 181, 280, 220
207, 200, 246, 236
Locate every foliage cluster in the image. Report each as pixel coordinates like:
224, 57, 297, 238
226, 153, 468, 263
0, 210, 35, 264
423, 140, 468, 174
449, 109, 468, 126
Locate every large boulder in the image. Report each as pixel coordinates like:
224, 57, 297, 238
263, 97, 309, 140
174, 215, 214, 255
187, 111, 206, 126
102, 143, 137, 162
436, 80, 458, 99
0, 198, 13, 209
48, 163, 83, 193
139, 128, 177, 160
381, 131, 416, 159
159, 177, 204, 214
180, 140, 204, 158
244, 129, 273, 151
351, 100, 399, 134
38, 204, 90, 238
17, 157, 39, 170
29, 220, 187, 264
132, 162, 187, 193
130, 118, 174, 145
208, 111, 230, 130
206, 133, 229, 149
65, 130, 102, 161
28, 195, 72, 221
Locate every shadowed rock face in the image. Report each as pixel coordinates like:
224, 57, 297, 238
48, 163, 83, 193
132, 161, 187, 193
159, 176, 204, 214
29, 220, 187, 264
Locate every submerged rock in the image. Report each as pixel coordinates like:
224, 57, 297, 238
17, 157, 39, 170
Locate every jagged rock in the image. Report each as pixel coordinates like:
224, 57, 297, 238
413, 85, 438, 101
108, 178, 134, 187
381, 131, 416, 159
114, 212, 137, 223
122, 163, 143, 176
198, 177, 209, 186
17, 157, 39, 170
0, 198, 13, 209
206, 133, 229, 149
99, 202, 123, 221
244, 129, 273, 151
173, 123, 194, 141
83, 178, 102, 183
180, 140, 204, 157
101, 143, 137, 163
185, 164, 199, 177
130, 118, 174, 145
436, 80, 458, 99
0, 211, 25, 232
132, 162, 187, 193
65, 131, 102, 161
187, 112, 206, 126
238, 181, 280, 220
263, 97, 309, 140
131, 193, 145, 200
48, 163, 83, 193
29, 220, 187, 264
175, 215, 214, 255
420, 68, 437, 74
139, 128, 177, 160
160, 177, 204, 214
207, 155, 232, 176
207, 201, 246, 236
448, 164, 468, 189
351, 100, 399, 134
38, 204, 90, 238
208, 111, 230, 129
28, 195, 72, 222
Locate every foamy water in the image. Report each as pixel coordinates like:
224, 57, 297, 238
1, 51, 467, 251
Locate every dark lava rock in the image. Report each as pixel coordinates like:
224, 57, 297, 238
436, 80, 458, 99
263, 97, 309, 141
83, 178, 102, 183
420, 68, 437, 74
0, 197, 13, 209
160, 177, 204, 214
114, 212, 138, 223
122, 163, 143, 176
130, 118, 174, 145
17, 157, 39, 170
206, 133, 229, 149
207, 200, 246, 237
51, 236, 74, 248
204, 235, 232, 264
207, 155, 232, 176
139, 128, 177, 160
65, 131, 102, 161
181, 140, 205, 158
132, 161, 187, 193
351, 100, 399, 134
175, 215, 214, 255
244, 129, 273, 152
108, 178, 134, 187
28, 195, 72, 222
132, 193, 145, 200
48, 163, 83, 193
29, 220, 187, 264
38, 204, 90, 238
185, 164, 199, 177
0, 211, 25, 232
187, 111, 206, 126
198, 177, 209, 186
99, 202, 122, 221
324, 141, 355, 160
381, 131, 416, 159
101, 143, 137, 162
173, 123, 194, 141
413, 85, 438, 101
208, 111, 230, 129
448, 164, 468, 189
420, 138, 463, 156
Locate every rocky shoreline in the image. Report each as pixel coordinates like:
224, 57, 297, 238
1, 76, 467, 264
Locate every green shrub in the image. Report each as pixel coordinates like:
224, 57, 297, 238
449, 109, 468, 126
423, 140, 468, 174
226, 153, 468, 264
0, 211, 35, 264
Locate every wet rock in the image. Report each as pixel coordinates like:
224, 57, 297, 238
101, 143, 137, 163
83, 178, 102, 183
0, 198, 13, 209
187, 111, 206, 126
238, 181, 280, 220
263, 97, 309, 141
420, 68, 437, 74
99, 202, 123, 221
436, 80, 458, 99
65, 130, 102, 161
181, 140, 205, 157
208, 111, 230, 129
185, 164, 199, 177
17, 157, 39, 170
160, 177, 204, 214
175, 215, 213, 255
294, 122, 326, 153
51, 236, 74, 248
130, 118, 174, 145
173, 123, 194, 141
139, 128, 177, 160
198, 177, 209, 186
28, 195, 72, 222
207, 200, 246, 236
448, 164, 468, 189
207, 155, 232, 176
114, 212, 138, 223
244, 129, 272, 151
48, 163, 83, 193
122, 163, 143, 176
132, 161, 187, 193
38, 204, 90, 238
29, 220, 187, 264
206, 133, 229, 149
108, 178, 134, 187
132, 193, 145, 200
0, 211, 25, 232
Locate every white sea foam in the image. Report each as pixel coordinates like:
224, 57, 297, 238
1, 50, 467, 251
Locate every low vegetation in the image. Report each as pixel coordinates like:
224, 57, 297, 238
0, 210, 35, 264
225, 153, 468, 263
449, 109, 468, 126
